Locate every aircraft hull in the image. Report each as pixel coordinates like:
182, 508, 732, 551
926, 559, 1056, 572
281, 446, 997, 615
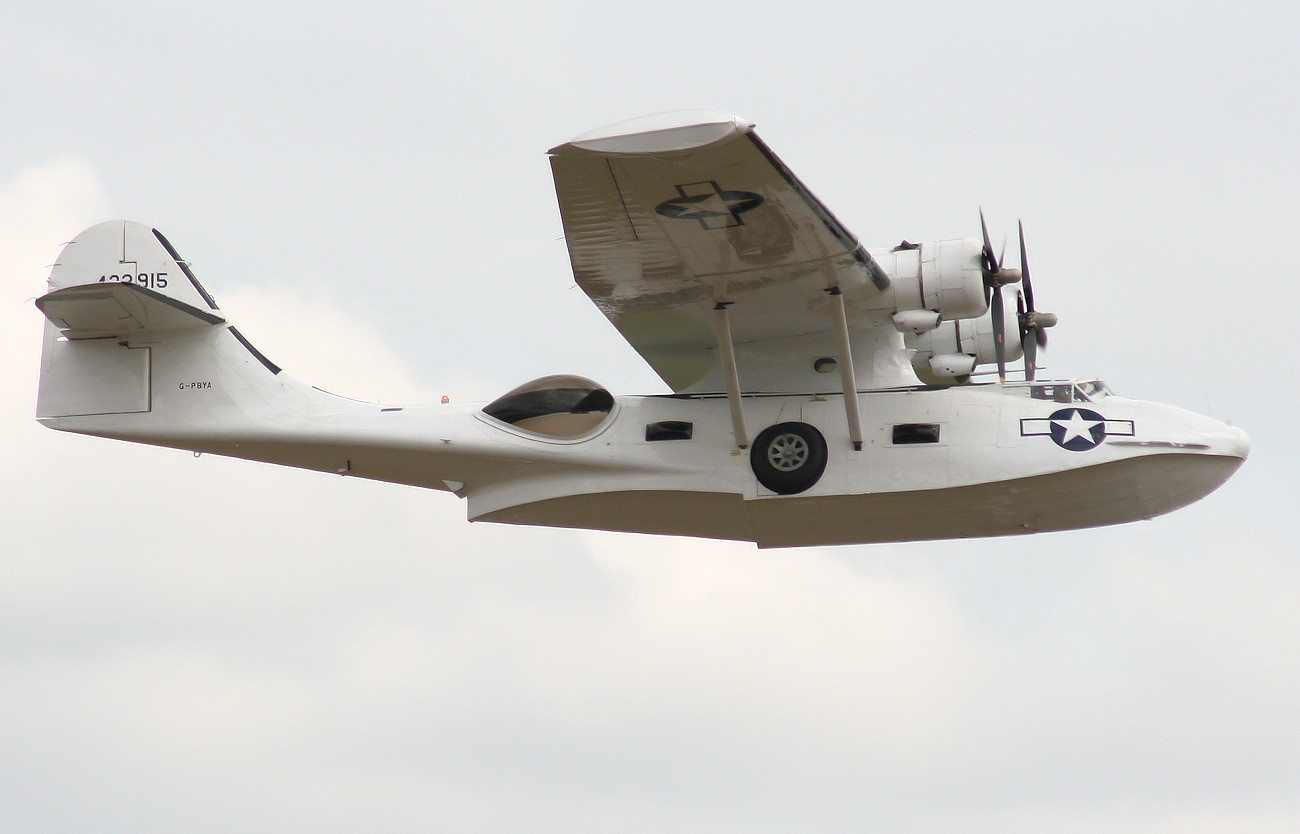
41, 361, 1248, 548
476, 452, 1244, 548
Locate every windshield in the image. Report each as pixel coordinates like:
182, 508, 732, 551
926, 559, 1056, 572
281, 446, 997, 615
998, 379, 1111, 402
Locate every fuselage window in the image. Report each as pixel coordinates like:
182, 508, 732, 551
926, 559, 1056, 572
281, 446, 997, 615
893, 423, 941, 444
645, 421, 693, 441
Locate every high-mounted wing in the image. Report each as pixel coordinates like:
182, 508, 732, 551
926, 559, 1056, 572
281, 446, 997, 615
549, 111, 898, 394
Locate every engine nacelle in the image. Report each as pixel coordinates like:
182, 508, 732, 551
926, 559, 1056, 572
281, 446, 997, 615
905, 296, 1022, 384
924, 353, 977, 379
868, 238, 987, 322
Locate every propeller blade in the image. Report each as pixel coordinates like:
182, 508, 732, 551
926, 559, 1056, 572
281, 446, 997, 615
1024, 329, 1038, 382
1018, 220, 1035, 312
979, 208, 998, 273
992, 215, 1053, 382
991, 286, 1006, 382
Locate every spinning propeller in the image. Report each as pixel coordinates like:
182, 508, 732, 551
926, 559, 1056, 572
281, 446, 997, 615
980, 210, 1057, 382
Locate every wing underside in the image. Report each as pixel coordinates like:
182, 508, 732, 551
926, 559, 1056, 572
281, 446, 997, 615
549, 111, 900, 394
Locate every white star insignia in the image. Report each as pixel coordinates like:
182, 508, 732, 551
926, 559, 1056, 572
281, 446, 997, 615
1053, 410, 1102, 445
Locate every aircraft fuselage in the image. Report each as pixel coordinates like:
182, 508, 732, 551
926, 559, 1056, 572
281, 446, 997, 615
42, 366, 1246, 547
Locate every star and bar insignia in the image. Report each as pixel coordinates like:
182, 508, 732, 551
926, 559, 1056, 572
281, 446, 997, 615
1021, 408, 1135, 451
655, 181, 764, 230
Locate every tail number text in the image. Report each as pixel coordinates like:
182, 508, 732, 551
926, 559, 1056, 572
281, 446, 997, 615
99, 272, 168, 289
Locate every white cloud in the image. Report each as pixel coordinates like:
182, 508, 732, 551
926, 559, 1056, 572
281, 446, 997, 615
217, 283, 444, 404
2, 5, 1298, 832
0, 156, 108, 391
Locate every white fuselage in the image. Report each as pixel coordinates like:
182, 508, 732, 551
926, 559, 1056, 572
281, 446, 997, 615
463, 382, 1247, 547
41, 325, 1247, 548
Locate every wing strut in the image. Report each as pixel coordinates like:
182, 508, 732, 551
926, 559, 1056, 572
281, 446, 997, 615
712, 301, 749, 449
827, 287, 864, 451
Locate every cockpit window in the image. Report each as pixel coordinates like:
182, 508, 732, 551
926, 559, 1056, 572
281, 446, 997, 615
1029, 381, 1109, 403
1076, 380, 1111, 399
482, 374, 614, 438
998, 379, 1111, 401
1030, 383, 1079, 402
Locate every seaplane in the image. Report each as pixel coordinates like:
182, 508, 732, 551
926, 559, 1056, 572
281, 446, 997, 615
33, 111, 1248, 547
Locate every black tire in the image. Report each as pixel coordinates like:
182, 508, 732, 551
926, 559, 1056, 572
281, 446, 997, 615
750, 422, 828, 495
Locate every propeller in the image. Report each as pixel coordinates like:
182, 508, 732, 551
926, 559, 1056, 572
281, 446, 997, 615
981, 211, 1057, 382
980, 209, 1021, 383
1014, 220, 1057, 381
979, 208, 1023, 291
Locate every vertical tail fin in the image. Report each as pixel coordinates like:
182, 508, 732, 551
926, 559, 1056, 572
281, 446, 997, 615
35, 220, 392, 484
36, 221, 231, 420
44, 220, 222, 315
35, 220, 314, 437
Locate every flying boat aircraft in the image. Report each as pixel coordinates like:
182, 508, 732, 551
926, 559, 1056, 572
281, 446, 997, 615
33, 111, 1248, 547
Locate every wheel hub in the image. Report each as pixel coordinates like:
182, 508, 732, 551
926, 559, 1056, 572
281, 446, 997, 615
767, 433, 809, 471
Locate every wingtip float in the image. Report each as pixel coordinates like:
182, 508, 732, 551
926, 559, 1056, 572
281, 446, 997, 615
34, 113, 1247, 548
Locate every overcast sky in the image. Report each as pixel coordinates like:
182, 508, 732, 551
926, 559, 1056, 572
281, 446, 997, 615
2, 2, 1298, 831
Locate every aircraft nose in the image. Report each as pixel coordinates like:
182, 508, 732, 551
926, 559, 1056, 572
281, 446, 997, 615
1223, 424, 1250, 459
1199, 419, 1249, 460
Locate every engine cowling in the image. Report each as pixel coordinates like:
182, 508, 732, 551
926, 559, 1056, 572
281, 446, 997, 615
905, 298, 1022, 384
866, 238, 987, 324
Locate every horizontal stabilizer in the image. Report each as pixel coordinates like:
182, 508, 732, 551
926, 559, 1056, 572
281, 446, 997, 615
37, 282, 226, 339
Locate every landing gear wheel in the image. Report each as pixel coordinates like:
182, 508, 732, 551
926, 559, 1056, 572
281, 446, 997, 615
750, 422, 828, 495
